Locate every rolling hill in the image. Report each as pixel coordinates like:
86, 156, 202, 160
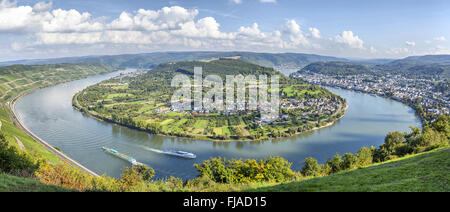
299, 61, 373, 75
375, 55, 450, 77
393, 55, 450, 65
0, 52, 347, 69
295, 55, 450, 78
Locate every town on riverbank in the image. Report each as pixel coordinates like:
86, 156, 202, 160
294, 71, 449, 125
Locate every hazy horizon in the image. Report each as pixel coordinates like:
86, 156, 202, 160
0, 50, 422, 63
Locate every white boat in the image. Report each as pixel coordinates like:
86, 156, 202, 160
162, 150, 197, 159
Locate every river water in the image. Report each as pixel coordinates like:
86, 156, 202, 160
14, 69, 421, 179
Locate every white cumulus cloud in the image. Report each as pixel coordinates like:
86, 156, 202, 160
0, 1, 38, 32
32, 1, 52, 13
283, 19, 309, 46
0, 0, 102, 33
405, 41, 415, 46
309, 27, 321, 39
108, 7, 198, 31
0, 1, 379, 59
434, 36, 446, 41
230, 0, 242, 4
334, 31, 364, 49
42, 9, 104, 33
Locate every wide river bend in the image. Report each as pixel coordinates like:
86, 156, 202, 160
15, 70, 421, 179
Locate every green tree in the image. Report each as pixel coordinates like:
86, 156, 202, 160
356, 147, 374, 166
119, 166, 144, 190
430, 115, 449, 139
301, 157, 322, 177
326, 153, 343, 173
382, 131, 406, 155
342, 153, 358, 170
118, 165, 154, 191
135, 164, 155, 181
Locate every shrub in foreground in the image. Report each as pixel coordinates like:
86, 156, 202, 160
0, 133, 39, 175
194, 156, 296, 183
36, 163, 155, 192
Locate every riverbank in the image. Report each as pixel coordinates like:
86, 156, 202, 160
0, 64, 121, 175
73, 90, 349, 142
8, 90, 100, 177
308, 104, 349, 131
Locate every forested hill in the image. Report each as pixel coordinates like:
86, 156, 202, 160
238, 52, 347, 68
296, 55, 450, 78
150, 59, 284, 78
299, 61, 373, 75
0, 52, 347, 69
130, 59, 293, 90
374, 55, 450, 77
394, 55, 450, 65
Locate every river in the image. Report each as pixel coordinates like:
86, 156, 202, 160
14, 69, 421, 179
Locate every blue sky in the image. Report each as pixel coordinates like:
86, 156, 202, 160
0, 0, 449, 61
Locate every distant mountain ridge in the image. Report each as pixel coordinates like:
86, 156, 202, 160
296, 55, 450, 78
398, 55, 450, 65
4, 52, 450, 78
374, 55, 450, 77
0, 51, 347, 69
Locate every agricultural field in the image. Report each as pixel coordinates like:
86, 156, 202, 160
0, 63, 117, 101
77, 59, 346, 141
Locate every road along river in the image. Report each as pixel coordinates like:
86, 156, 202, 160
14, 69, 421, 179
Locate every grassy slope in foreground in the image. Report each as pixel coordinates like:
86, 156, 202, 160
0, 174, 72, 192
249, 148, 449, 192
